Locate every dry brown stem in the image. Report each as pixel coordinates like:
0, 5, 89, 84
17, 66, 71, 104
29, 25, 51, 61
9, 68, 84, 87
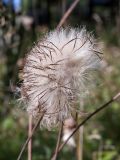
56, 92, 120, 155
51, 122, 63, 160
57, 0, 80, 30
28, 115, 32, 160
17, 113, 45, 160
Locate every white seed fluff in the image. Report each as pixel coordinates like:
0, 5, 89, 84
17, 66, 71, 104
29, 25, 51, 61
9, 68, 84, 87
21, 28, 102, 129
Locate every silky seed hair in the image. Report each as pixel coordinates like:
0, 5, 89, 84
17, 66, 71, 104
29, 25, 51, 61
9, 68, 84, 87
20, 28, 102, 130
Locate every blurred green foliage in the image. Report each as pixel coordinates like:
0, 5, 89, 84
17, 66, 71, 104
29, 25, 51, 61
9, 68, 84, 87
0, 1, 120, 160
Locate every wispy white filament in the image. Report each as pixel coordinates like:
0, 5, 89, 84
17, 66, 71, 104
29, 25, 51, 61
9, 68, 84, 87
21, 28, 102, 129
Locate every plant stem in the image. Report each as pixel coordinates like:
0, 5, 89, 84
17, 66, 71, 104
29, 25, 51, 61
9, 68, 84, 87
77, 100, 84, 160
51, 122, 63, 160
57, 0, 80, 30
57, 92, 120, 154
17, 113, 45, 160
28, 115, 32, 160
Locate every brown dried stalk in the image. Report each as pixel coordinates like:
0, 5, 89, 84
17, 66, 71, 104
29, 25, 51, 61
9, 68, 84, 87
56, 92, 120, 155
28, 115, 32, 160
17, 113, 45, 160
57, 0, 80, 30
51, 122, 63, 160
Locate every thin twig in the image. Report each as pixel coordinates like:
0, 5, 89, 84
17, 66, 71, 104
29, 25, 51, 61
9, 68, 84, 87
57, 0, 80, 30
77, 100, 84, 160
51, 122, 63, 160
28, 115, 32, 160
57, 92, 120, 154
17, 113, 45, 160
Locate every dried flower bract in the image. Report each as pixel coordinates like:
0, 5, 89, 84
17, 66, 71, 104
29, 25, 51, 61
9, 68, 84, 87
20, 28, 102, 129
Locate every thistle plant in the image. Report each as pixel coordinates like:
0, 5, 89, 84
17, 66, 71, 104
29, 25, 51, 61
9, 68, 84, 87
21, 28, 102, 130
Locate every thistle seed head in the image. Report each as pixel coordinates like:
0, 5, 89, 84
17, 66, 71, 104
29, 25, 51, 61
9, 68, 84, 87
21, 28, 102, 129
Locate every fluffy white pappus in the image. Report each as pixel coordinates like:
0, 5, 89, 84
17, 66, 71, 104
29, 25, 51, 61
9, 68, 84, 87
21, 28, 102, 129
62, 129, 76, 147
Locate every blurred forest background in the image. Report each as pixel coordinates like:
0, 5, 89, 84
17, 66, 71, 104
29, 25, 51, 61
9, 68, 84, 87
0, 0, 120, 160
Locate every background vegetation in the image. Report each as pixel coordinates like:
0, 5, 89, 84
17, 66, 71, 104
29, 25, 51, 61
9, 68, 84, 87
0, 0, 120, 159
